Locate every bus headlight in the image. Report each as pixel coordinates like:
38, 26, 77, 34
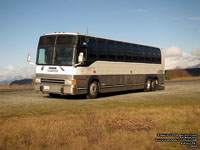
35, 78, 41, 83
65, 79, 76, 85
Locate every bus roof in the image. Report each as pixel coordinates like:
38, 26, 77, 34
44, 32, 78, 36
43, 32, 161, 49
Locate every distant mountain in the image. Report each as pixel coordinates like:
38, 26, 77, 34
188, 64, 200, 69
10, 79, 33, 85
0, 65, 35, 85
185, 68, 200, 76
166, 67, 200, 79
0, 76, 32, 85
0, 80, 12, 85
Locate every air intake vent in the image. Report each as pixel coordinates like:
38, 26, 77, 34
41, 78, 65, 84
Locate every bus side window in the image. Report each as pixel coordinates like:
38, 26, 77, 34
125, 44, 132, 62
145, 47, 151, 63
152, 48, 156, 64
138, 46, 145, 63
156, 49, 161, 64
97, 39, 107, 60
132, 44, 138, 62
108, 41, 116, 61
117, 42, 124, 61
88, 38, 97, 61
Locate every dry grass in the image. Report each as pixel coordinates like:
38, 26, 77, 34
166, 69, 191, 79
165, 69, 200, 81
0, 107, 199, 150
0, 84, 33, 90
0, 81, 200, 150
166, 76, 200, 81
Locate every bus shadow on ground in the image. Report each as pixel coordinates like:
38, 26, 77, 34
44, 89, 144, 100
44, 86, 165, 100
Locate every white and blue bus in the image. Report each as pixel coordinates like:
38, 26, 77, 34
28, 32, 165, 98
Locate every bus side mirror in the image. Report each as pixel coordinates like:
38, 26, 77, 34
27, 53, 35, 65
27, 53, 31, 62
78, 52, 84, 64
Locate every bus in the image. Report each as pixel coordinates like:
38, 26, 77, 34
28, 32, 165, 98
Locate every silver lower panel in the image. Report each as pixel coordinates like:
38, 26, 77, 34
35, 74, 165, 95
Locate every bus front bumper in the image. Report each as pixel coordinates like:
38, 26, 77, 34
34, 83, 87, 95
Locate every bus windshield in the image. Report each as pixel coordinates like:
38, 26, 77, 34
37, 47, 75, 66
54, 47, 74, 65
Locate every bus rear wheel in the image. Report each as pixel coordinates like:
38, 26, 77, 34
87, 81, 99, 99
151, 78, 158, 91
144, 78, 151, 92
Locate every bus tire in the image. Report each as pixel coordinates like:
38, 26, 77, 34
144, 78, 151, 92
49, 93, 60, 98
87, 81, 99, 99
151, 78, 158, 91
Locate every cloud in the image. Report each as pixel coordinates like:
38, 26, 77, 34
0, 64, 15, 78
165, 47, 200, 70
188, 17, 200, 21
0, 64, 35, 84
165, 46, 182, 57
191, 48, 200, 57
7, 64, 14, 71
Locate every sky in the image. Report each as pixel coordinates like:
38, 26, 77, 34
0, 0, 200, 83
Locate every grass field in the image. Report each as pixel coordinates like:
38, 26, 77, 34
0, 84, 33, 90
0, 80, 200, 150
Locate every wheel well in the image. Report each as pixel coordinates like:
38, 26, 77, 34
90, 79, 99, 84
154, 77, 158, 80
146, 76, 158, 80
87, 76, 100, 92
145, 76, 158, 84
145, 76, 152, 82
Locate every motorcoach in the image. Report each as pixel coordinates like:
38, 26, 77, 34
28, 32, 165, 98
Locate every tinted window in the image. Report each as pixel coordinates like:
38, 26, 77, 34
56, 35, 77, 45
156, 48, 161, 64
88, 38, 97, 60
132, 44, 138, 62
117, 42, 124, 61
54, 47, 74, 65
145, 47, 151, 63
152, 48, 157, 63
125, 43, 132, 61
37, 47, 54, 65
39, 36, 56, 46
97, 39, 107, 60
107, 41, 116, 60
138, 46, 145, 63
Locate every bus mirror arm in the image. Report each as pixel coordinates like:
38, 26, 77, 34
27, 53, 35, 65
74, 63, 81, 67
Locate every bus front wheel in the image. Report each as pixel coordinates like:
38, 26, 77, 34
87, 81, 99, 99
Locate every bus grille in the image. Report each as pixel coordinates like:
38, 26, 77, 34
41, 78, 65, 84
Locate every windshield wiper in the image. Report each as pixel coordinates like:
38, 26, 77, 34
41, 65, 44, 70
59, 66, 65, 71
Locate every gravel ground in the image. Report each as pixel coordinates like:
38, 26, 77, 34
0, 80, 199, 112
